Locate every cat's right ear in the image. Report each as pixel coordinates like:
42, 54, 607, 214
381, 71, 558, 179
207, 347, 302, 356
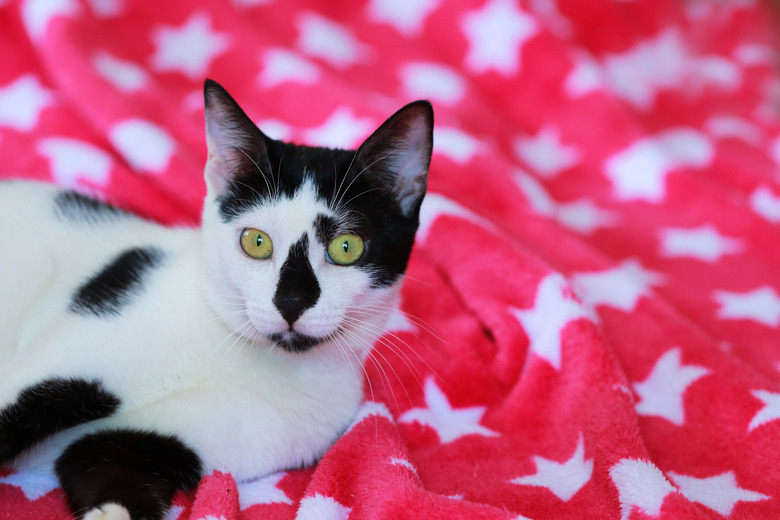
203, 79, 271, 195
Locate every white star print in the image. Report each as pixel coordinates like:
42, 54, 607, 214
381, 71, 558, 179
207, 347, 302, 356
258, 48, 320, 89
389, 457, 419, 476
632, 348, 709, 426
21, 0, 79, 39
433, 127, 480, 164
660, 225, 744, 262
38, 137, 112, 188
571, 259, 665, 312
93, 51, 148, 93
609, 459, 675, 520
416, 193, 494, 243
302, 107, 374, 149
0, 75, 53, 131
366, 0, 440, 36
668, 471, 769, 516
704, 116, 761, 144
297, 12, 371, 69
347, 400, 395, 431
150, 12, 230, 79
237, 472, 292, 509
86, 0, 123, 17
604, 128, 713, 203
748, 390, 780, 431
511, 435, 592, 501
514, 173, 617, 234
514, 126, 580, 178
399, 378, 498, 444
564, 55, 603, 97
109, 119, 175, 174
400, 61, 466, 105
511, 274, 593, 370
0, 470, 60, 500
713, 286, 780, 326
296, 494, 351, 520
602, 29, 687, 110
750, 186, 780, 224
461, 0, 537, 76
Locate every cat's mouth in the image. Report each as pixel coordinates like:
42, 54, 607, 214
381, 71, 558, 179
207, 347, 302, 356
268, 331, 322, 353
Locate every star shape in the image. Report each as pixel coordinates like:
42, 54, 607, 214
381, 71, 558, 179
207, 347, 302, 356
511, 435, 593, 501
37, 137, 112, 188
109, 119, 175, 173
514, 126, 580, 178
0, 470, 60, 500
704, 115, 760, 144
511, 274, 593, 370
366, 0, 440, 36
667, 471, 769, 516
400, 61, 466, 105
571, 259, 665, 312
632, 348, 709, 426
564, 55, 603, 97
750, 186, 780, 224
416, 193, 494, 243
0, 75, 53, 131
660, 225, 743, 262
514, 173, 617, 235
609, 459, 675, 520
297, 12, 370, 69
22, 0, 79, 39
602, 29, 687, 110
301, 107, 375, 149
713, 286, 780, 327
461, 0, 537, 76
399, 378, 498, 444
748, 389, 780, 431
237, 472, 292, 509
297, 494, 351, 520
258, 48, 320, 89
150, 12, 230, 79
93, 51, 148, 93
604, 129, 713, 203
433, 127, 480, 164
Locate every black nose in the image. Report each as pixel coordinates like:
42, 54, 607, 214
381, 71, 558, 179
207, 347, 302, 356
273, 235, 320, 327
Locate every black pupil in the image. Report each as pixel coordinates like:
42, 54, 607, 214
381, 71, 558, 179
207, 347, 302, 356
256, 235, 263, 247
342, 240, 349, 253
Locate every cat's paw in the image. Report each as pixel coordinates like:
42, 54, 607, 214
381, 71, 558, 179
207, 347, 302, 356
83, 503, 131, 520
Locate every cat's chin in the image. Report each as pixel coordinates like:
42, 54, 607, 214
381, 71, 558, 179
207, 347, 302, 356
268, 331, 323, 353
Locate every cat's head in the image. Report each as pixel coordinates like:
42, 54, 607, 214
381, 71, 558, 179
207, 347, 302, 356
200, 80, 432, 356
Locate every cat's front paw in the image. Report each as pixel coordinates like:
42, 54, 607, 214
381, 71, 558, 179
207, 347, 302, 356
83, 503, 131, 520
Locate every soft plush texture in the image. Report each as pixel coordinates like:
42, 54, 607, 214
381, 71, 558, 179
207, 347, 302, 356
1, 0, 780, 518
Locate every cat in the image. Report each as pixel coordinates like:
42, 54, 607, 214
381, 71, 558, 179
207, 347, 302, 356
0, 79, 432, 520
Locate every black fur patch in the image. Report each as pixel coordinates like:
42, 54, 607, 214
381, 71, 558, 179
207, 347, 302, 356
70, 247, 164, 317
0, 378, 120, 464
55, 429, 202, 520
54, 191, 129, 225
273, 234, 320, 328
220, 141, 419, 288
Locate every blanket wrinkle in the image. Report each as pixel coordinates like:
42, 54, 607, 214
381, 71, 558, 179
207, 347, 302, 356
3, 0, 780, 518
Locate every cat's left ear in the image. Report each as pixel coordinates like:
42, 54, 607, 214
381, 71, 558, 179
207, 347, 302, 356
203, 79, 271, 194
355, 101, 433, 218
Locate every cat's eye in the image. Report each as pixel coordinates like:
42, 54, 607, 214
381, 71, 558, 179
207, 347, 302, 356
327, 234, 365, 266
240, 228, 273, 259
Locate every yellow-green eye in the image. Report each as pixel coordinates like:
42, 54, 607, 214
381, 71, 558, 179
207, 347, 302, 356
240, 228, 273, 259
327, 234, 365, 266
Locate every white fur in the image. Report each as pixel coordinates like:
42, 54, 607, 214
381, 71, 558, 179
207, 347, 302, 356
83, 503, 131, 520
0, 179, 400, 481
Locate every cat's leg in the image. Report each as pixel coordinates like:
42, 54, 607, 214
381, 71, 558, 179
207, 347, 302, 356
0, 378, 120, 464
55, 429, 202, 520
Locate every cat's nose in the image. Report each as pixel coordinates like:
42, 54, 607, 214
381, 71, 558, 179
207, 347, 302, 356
273, 235, 320, 328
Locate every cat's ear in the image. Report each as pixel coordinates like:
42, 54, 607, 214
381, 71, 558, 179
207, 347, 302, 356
203, 79, 271, 194
355, 101, 433, 218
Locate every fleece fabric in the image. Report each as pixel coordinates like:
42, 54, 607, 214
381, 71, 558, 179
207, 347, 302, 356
1, 0, 780, 518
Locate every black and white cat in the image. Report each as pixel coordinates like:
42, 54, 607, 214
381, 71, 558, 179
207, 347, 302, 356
0, 80, 432, 520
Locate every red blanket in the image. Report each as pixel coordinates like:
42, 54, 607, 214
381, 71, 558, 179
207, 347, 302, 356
2, 0, 780, 518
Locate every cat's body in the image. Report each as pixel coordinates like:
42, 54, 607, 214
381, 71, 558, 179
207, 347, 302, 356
0, 81, 432, 519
